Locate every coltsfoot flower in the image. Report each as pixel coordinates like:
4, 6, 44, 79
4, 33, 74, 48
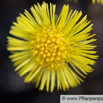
7, 2, 98, 92
92, 0, 103, 4
66, 0, 103, 4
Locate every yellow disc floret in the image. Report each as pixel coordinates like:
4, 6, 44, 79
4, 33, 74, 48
31, 31, 67, 70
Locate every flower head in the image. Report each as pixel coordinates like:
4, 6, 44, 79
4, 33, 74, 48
92, 0, 103, 4
7, 2, 98, 92
66, 0, 103, 4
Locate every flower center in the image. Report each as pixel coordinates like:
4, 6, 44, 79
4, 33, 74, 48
31, 33, 68, 69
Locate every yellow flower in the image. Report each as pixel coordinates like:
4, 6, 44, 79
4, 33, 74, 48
92, 0, 103, 4
66, 0, 103, 4
7, 2, 98, 92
